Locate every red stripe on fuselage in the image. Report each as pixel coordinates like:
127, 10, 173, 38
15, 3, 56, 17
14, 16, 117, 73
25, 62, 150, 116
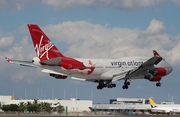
61, 58, 96, 75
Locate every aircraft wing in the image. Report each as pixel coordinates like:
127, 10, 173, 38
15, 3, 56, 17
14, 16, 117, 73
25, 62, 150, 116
71, 77, 87, 81
71, 77, 103, 83
112, 56, 163, 81
5, 57, 37, 68
42, 69, 67, 76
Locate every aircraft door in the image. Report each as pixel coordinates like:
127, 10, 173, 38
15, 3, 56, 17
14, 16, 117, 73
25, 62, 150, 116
101, 63, 104, 71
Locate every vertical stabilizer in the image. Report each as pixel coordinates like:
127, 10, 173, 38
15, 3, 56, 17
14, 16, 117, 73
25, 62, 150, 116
28, 24, 64, 61
149, 98, 157, 108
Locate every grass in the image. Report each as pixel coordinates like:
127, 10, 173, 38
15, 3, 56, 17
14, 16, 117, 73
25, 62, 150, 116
0, 114, 113, 117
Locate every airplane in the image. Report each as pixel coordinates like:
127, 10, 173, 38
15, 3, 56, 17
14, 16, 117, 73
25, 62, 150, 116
148, 98, 180, 114
6, 24, 173, 90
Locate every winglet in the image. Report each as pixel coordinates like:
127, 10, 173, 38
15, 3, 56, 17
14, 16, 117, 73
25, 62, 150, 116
153, 50, 160, 57
5, 57, 13, 63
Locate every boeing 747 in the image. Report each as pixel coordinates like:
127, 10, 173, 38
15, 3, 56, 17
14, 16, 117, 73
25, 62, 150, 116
6, 24, 173, 89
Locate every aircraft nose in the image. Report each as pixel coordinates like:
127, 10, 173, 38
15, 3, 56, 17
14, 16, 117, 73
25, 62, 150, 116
166, 66, 173, 75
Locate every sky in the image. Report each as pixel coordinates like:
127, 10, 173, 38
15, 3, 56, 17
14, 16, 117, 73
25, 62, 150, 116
0, 0, 180, 104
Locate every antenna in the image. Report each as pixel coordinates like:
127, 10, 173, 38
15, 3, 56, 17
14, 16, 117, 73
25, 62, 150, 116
40, 89, 43, 99
13, 89, 14, 96
37, 89, 39, 99
172, 96, 174, 102
25, 88, 27, 99
64, 88, 65, 100
91, 88, 93, 101
76, 88, 78, 99
52, 87, 54, 100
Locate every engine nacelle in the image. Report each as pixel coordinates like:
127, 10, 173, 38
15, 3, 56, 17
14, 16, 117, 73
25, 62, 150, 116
145, 75, 162, 82
149, 68, 166, 76
49, 73, 67, 79
32, 57, 41, 66
150, 76, 162, 82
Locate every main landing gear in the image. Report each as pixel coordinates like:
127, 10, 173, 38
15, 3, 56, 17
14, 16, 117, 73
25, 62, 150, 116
122, 80, 130, 89
97, 81, 116, 90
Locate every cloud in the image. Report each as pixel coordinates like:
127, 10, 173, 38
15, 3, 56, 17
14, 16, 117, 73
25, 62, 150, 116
0, 0, 40, 11
43, 19, 180, 66
42, 0, 156, 10
41, 0, 158, 10
0, 36, 14, 51
41, 0, 180, 10
0, 0, 180, 11
145, 19, 165, 35
0, 35, 43, 83
172, 0, 180, 5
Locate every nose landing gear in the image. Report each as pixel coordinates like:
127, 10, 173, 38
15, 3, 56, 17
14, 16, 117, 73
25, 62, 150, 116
156, 82, 161, 87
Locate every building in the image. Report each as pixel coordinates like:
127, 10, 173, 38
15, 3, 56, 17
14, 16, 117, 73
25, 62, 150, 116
2, 95, 180, 114
110, 98, 146, 104
92, 97, 180, 113
0, 95, 92, 112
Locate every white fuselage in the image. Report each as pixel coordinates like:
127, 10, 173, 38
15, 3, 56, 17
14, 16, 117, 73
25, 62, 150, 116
151, 106, 180, 113
36, 56, 172, 81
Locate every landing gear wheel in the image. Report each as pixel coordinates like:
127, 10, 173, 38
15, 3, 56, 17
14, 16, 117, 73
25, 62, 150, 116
97, 81, 116, 89
108, 84, 112, 88
97, 85, 103, 90
126, 81, 130, 86
156, 82, 161, 87
97, 86, 100, 89
122, 85, 128, 89
112, 84, 116, 87
123, 80, 130, 89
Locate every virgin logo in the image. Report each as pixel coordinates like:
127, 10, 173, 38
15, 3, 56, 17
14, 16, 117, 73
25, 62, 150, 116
34, 35, 54, 59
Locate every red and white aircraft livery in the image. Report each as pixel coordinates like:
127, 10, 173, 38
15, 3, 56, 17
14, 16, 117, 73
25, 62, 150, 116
6, 24, 173, 90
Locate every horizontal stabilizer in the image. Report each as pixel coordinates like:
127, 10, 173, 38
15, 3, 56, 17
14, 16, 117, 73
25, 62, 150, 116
5, 57, 37, 68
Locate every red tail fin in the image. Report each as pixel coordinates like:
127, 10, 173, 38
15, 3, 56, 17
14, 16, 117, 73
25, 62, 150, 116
28, 24, 64, 61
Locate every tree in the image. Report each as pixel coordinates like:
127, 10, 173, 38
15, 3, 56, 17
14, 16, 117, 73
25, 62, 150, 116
43, 102, 52, 114
56, 105, 64, 114
2, 104, 18, 111
25, 101, 39, 113
18, 102, 25, 112
9, 104, 18, 111
2, 105, 10, 111
1, 101, 61, 114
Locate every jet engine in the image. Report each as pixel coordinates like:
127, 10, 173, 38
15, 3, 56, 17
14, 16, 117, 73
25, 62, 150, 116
32, 57, 41, 66
49, 73, 67, 79
149, 68, 166, 76
144, 75, 162, 81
